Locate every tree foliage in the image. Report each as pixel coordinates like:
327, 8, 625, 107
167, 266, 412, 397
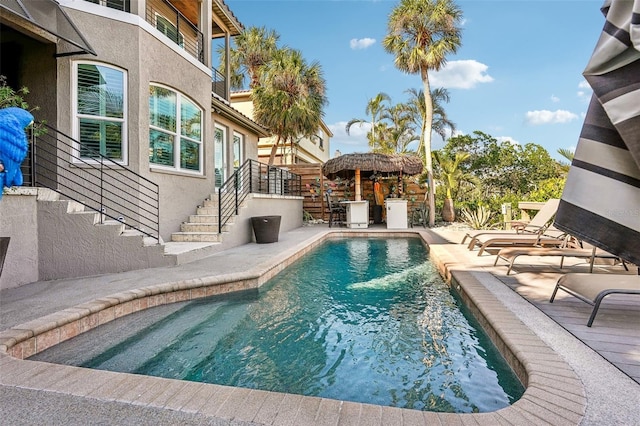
383, 0, 464, 226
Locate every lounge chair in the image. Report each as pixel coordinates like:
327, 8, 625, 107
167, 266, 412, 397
494, 236, 629, 275
549, 273, 640, 326
461, 198, 560, 248
469, 226, 566, 256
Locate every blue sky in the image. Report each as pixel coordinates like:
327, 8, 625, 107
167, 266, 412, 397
225, 0, 605, 161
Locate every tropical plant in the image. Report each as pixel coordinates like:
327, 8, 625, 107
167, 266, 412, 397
345, 92, 391, 151
0, 75, 45, 136
557, 147, 575, 163
433, 150, 470, 222
460, 205, 495, 230
252, 48, 328, 165
383, 0, 464, 227
376, 103, 418, 154
219, 26, 280, 90
405, 87, 455, 160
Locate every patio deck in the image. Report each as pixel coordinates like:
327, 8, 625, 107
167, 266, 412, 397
0, 224, 638, 425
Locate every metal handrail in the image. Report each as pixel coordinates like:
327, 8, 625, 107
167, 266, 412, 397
211, 66, 227, 99
145, 0, 204, 64
26, 123, 160, 241
217, 159, 302, 233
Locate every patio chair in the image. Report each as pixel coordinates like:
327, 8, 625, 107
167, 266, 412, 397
494, 235, 629, 275
549, 273, 640, 326
461, 198, 560, 248
325, 192, 346, 228
469, 225, 566, 256
409, 199, 428, 228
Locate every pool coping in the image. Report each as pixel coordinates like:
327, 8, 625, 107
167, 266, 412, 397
0, 230, 586, 425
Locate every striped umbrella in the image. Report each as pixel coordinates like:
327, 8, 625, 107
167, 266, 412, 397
554, 0, 640, 266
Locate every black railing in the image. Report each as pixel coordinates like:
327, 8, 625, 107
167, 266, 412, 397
83, 0, 130, 12
218, 159, 302, 233
146, 0, 204, 64
24, 123, 160, 241
212, 66, 227, 99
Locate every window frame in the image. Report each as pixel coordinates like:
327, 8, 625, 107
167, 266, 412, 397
214, 124, 227, 188
149, 83, 203, 175
72, 60, 128, 165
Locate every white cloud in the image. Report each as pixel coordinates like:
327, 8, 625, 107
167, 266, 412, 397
350, 38, 376, 50
550, 95, 560, 103
578, 80, 590, 89
524, 109, 579, 125
496, 136, 520, 145
430, 59, 494, 89
577, 79, 592, 102
327, 121, 371, 154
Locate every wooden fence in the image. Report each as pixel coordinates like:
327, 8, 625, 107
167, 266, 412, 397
288, 164, 428, 222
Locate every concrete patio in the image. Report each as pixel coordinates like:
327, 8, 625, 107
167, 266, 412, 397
0, 224, 638, 425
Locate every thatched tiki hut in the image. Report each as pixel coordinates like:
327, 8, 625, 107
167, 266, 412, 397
322, 153, 424, 201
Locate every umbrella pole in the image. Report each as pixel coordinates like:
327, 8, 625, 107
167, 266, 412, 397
355, 169, 361, 201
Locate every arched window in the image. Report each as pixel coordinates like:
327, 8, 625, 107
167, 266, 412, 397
149, 84, 202, 173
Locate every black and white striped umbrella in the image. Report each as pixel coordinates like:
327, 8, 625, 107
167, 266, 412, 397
554, 0, 640, 266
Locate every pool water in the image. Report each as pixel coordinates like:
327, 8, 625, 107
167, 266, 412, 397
32, 237, 524, 413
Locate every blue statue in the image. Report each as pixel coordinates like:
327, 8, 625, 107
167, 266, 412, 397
0, 107, 34, 200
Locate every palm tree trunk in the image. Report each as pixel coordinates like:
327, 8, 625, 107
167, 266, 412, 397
421, 68, 436, 227
268, 135, 282, 165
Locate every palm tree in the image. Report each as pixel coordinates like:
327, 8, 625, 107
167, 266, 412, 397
252, 48, 328, 165
383, 0, 463, 226
345, 92, 391, 151
557, 148, 575, 163
219, 26, 280, 90
377, 103, 418, 154
405, 87, 455, 160
433, 151, 470, 222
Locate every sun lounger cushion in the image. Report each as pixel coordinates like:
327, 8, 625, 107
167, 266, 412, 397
494, 246, 625, 275
550, 273, 640, 326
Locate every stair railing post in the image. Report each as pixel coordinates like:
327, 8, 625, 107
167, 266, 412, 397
100, 156, 104, 224
234, 172, 239, 215
218, 185, 222, 234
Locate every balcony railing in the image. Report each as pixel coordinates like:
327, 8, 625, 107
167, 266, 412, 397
212, 66, 227, 99
146, 0, 204, 64
218, 159, 302, 233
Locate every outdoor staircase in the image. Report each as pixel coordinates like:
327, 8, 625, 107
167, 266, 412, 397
29, 188, 173, 281
162, 193, 248, 263
170, 194, 232, 243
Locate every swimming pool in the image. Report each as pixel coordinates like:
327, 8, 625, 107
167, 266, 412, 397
32, 237, 524, 413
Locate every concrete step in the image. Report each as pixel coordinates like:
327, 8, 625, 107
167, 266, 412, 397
170, 232, 224, 243
188, 214, 219, 224
196, 206, 218, 215
163, 241, 224, 264
180, 222, 230, 233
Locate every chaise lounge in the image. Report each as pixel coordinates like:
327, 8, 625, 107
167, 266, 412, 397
494, 237, 628, 275
549, 273, 640, 326
461, 198, 560, 248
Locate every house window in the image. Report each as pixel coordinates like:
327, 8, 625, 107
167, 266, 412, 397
156, 14, 184, 48
233, 132, 244, 172
214, 125, 226, 188
74, 62, 126, 162
149, 84, 202, 173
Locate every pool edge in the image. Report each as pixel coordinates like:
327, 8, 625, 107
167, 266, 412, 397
0, 230, 586, 425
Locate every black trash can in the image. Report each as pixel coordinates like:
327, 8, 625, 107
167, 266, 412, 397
373, 205, 383, 224
251, 216, 281, 244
